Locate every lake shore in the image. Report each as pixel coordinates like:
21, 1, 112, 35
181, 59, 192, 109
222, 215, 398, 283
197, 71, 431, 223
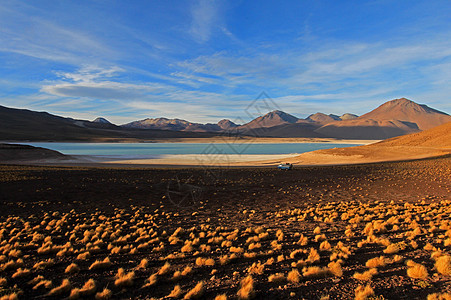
0, 137, 380, 144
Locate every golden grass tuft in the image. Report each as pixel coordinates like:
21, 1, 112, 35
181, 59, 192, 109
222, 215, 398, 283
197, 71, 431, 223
287, 268, 301, 283
435, 255, 451, 276
183, 281, 204, 299
319, 240, 332, 251
158, 262, 171, 275
143, 273, 158, 287
365, 256, 387, 268
427, 293, 451, 300
247, 262, 264, 275
302, 266, 329, 278
136, 258, 148, 269
47, 279, 71, 296
354, 284, 374, 300
168, 285, 183, 298
327, 261, 343, 277
95, 288, 112, 300
89, 257, 112, 270
406, 260, 428, 279
353, 268, 378, 281
307, 248, 320, 263
65, 263, 80, 274
237, 275, 254, 300
12, 267, 31, 278
114, 268, 135, 287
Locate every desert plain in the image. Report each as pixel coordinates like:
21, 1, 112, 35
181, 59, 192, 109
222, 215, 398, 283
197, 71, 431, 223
1, 132, 451, 299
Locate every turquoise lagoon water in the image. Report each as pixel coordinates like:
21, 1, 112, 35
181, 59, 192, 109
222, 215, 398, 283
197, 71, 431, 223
23, 142, 361, 158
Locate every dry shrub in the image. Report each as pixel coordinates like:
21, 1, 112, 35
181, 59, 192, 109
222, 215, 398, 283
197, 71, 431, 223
353, 268, 378, 281
0, 293, 18, 300
136, 258, 148, 269
319, 240, 332, 251
287, 269, 301, 283
143, 274, 158, 287
181, 242, 194, 253
89, 257, 112, 270
12, 268, 30, 278
114, 268, 135, 287
181, 266, 192, 276
307, 248, 320, 263
327, 261, 343, 277
302, 266, 329, 278
33, 258, 55, 270
0, 277, 6, 286
230, 247, 244, 253
184, 281, 204, 299
406, 260, 428, 279
95, 288, 112, 300
65, 263, 80, 274
435, 255, 451, 276
215, 294, 227, 300
427, 293, 451, 300
315, 234, 326, 242
196, 257, 215, 266
78, 279, 97, 296
297, 234, 308, 246
168, 285, 183, 298
158, 262, 171, 275
365, 256, 387, 268
237, 275, 254, 300
76, 251, 91, 260
48, 279, 71, 296
247, 262, 264, 275
354, 284, 374, 300
33, 279, 53, 290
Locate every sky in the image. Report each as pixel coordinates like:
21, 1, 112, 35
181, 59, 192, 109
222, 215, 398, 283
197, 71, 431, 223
1, 0, 451, 124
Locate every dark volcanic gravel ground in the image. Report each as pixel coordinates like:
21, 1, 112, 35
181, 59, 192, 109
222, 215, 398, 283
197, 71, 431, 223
0, 156, 450, 299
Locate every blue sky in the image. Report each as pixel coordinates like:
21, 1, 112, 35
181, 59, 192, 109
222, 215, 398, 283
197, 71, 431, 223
1, 0, 451, 124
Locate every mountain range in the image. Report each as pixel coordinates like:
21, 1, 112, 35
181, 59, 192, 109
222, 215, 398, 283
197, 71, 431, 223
0, 98, 450, 141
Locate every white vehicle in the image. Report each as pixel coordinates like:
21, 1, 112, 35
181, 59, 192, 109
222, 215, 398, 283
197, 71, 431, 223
278, 163, 293, 170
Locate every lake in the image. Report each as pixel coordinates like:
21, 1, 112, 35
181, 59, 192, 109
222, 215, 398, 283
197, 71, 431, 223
24, 142, 361, 158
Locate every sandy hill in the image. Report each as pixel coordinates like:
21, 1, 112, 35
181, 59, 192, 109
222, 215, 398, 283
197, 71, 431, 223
291, 121, 451, 165
315, 98, 451, 139
375, 120, 451, 148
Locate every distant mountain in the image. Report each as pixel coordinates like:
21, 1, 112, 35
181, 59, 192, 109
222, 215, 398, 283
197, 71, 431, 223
239, 110, 299, 129
122, 117, 192, 131
306, 113, 341, 124
358, 98, 451, 130
218, 119, 238, 130
1, 98, 450, 141
315, 98, 451, 139
0, 105, 218, 141
339, 113, 358, 120
122, 117, 227, 132
93, 117, 112, 124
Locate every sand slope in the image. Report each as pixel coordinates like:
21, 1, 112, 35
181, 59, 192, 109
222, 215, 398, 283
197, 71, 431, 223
292, 121, 451, 165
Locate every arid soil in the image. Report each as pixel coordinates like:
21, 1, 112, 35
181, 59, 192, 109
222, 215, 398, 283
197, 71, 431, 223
0, 156, 450, 299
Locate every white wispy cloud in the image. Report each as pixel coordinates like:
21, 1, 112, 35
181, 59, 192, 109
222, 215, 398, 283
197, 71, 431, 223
189, 0, 222, 42
0, 6, 114, 64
